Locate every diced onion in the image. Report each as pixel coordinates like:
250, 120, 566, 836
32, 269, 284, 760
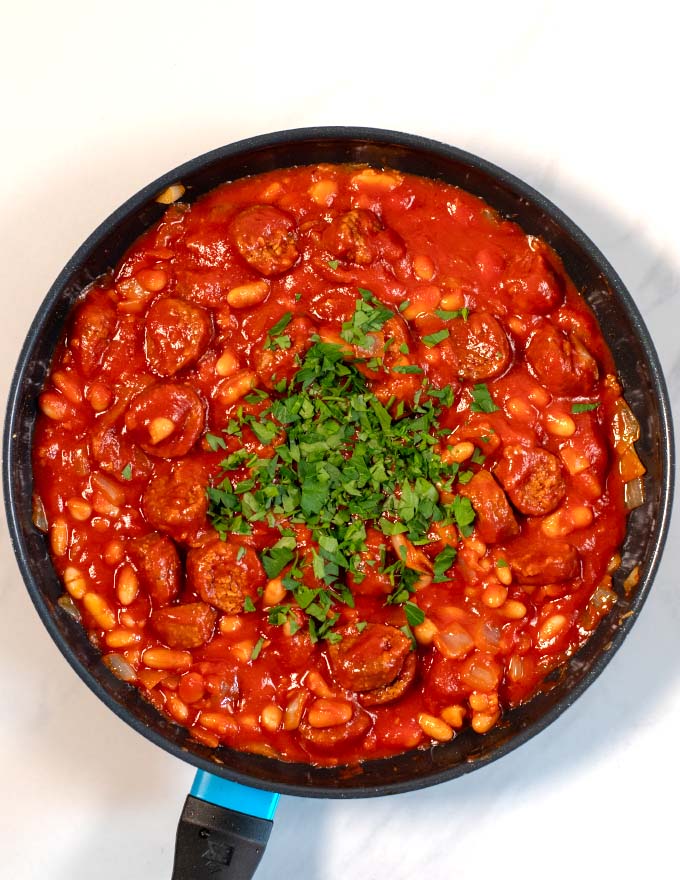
612, 398, 640, 446
103, 653, 137, 682
32, 494, 48, 532
57, 594, 81, 622
625, 476, 645, 510
155, 183, 185, 204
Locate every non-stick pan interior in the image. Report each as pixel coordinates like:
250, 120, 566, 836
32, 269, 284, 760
4, 127, 673, 797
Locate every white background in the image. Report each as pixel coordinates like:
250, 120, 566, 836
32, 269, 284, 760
2, 2, 679, 878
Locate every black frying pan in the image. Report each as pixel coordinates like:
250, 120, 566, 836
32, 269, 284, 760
3, 128, 674, 878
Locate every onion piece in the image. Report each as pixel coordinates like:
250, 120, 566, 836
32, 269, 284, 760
612, 398, 641, 446
155, 183, 185, 205
32, 494, 48, 532
625, 476, 645, 510
57, 594, 81, 622
103, 653, 137, 682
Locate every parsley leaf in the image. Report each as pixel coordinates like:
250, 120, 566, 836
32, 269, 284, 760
451, 495, 476, 537
206, 432, 227, 452
422, 329, 450, 348
327, 259, 340, 270
121, 463, 132, 481
470, 383, 499, 413
571, 402, 600, 413
243, 595, 256, 612
250, 636, 265, 660
404, 601, 425, 627
433, 545, 458, 582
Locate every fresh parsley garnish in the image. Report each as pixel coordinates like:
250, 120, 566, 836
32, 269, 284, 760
121, 463, 132, 481
571, 402, 600, 413
470, 383, 499, 413
243, 595, 256, 612
327, 259, 340, 270
422, 329, 450, 348
250, 636, 265, 660
206, 432, 227, 452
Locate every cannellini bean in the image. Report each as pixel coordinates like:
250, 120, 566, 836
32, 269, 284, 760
83, 592, 116, 631
63, 566, 87, 599
39, 392, 69, 421
507, 654, 524, 682
166, 693, 190, 723
482, 583, 508, 608
231, 640, 256, 664
103, 540, 125, 566
215, 350, 240, 377
464, 536, 487, 557
86, 381, 112, 412
91, 472, 126, 506
105, 628, 143, 649
418, 713, 454, 742
190, 728, 220, 749
50, 518, 69, 556
545, 411, 576, 437
350, 168, 402, 190
413, 255, 435, 281
261, 704, 283, 733
52, 371, 82, 404
538, 613, 568, 644
136, 268, 168, 292
283, 690, 308, 730
499, 600, 527, 620
179, 672, 205, 704
441, 441, 475, 464
439, 289, 465, 311
306, 671, 334, 698
116, 563, 139, 606
471, 710, 500, 734
218, 370, 257, 405
92, 493, 120, 518
307, 699, 353, 728
227, 280, 269, 309
199, 711, 237, 736
156, 183, 185, 204
66, 497, 92, 522
440, 705, 466, 728
219, 615, 243, 635
308, 179, 337, 206
528, 386, 550, 407
414, 618, 438, 645
496, 564, 512, 586
148, 416, 176, 444
143, 648, 192, 670
263, 577, 286, 607
401, 285, 441, 320
542, 505, 593, 538
506, 396, 534, 421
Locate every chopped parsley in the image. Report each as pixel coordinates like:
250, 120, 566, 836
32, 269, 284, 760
422, 329, 450, 348
206, 432, 227, 452
434, 307, 469, 321
250, 636, 265, 660
121, 463, 133, 481
327, 259, 340, 270
572, 402, 600, 413
206, 291, 478, 642
470, 383, 499, 414
243, 595, 256, 612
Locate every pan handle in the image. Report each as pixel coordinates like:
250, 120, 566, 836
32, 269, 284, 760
171, 771, 279, 879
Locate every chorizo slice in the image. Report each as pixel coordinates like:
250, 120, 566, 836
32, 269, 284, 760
326, 624, 411, 692
252, 316, 316, 389
447, 311, 511, 380
150, 602, 217, 649
230, 205, 299, 276
144, 298, 212, 376
142, 460, 208, 541
359, 651, 417, 707
525, 325, 599, 395
502, 537, 579, 585
186, 541, 266, 614
91, 422, 151, 479
494, 444, 566, 516
127, 532, 181, 607
458, 470, 519, 544
298, 705, 371, 748
320, 208, 405, 266
504, 252, 565, 315
70, 293, 117, 377
125, 382, 205, 457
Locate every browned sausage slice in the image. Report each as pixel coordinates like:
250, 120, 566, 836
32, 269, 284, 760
502, 537, 579, 585
186, 541, 266, 614
298, 705, 371, 748
447, 311, 511, 380
142, 460, 208, 542
504, 253, 565, 315
252, 316, 316, 390
230, 205, 298, 276
494, 444, 566, 516
127, 532, 181, 607
321, 209, 382, 265
125, 382, 205, 457
150, 602, 217, 649
526, 325, 599, 395
359, 651, 417, 707
70, 293, 117, 377
458, 470, 519, 544
326, 624, 411, 692
144, 298, 212, 376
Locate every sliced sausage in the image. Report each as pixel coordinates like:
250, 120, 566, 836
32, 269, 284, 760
150, 602, 217, 649
252, 316, 315, 390
186, 541, 266, 614
144, 298, 212, 376
326, 624, 411, 692
125, 382, 205, 458
70, 293, 117, 377
321, 209, 382, 265
91, 422, 151, 479
446, 311, 511, 380
359, 651, 417, 707
504, 253, 565, 315
127, 532, 181, 607
175, 268, 232, 308
526, 325, 599, 395
230, 205, 298, 276
298, 705, 371, 748
458, 470, 519, 544
494, 444, 566, 516
142, 460, 208, 541
502, 537, 579, 585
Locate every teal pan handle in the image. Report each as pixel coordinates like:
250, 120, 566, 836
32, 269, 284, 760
171, 771, 279, 879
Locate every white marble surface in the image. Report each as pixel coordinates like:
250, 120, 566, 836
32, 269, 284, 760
1, 3, 678, 878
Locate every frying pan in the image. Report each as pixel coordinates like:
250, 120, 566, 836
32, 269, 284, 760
3, 127, 674, 879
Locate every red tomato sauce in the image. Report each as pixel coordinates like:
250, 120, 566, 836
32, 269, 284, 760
32, 164, 642, 765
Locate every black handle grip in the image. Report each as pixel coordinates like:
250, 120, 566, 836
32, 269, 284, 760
172, 794, 273, 879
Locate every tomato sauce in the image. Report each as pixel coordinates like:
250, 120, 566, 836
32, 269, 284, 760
32, 163, 643, 765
